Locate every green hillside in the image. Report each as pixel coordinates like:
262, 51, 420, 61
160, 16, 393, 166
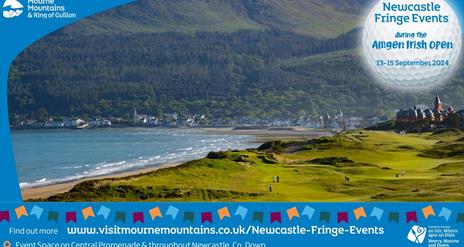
58, 0, 365, 38
8, 30, 464, 120
8, 0, 464, 120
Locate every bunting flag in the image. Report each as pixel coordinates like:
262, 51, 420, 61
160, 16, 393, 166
201, 212, 212, 224
29, 206, 44, 219
270, 212, 282, 224
133, 212, 144, 223
388, 212, 399, 223
319, 212, 330, 223
252, 212, 264, 223
406, 211, 417, 223
286, 207, 300, 220
457, 213, 464, 223
217, 207, 230, 221
234, 206, 248, 220
422, 205, 435, 219
370, 207, 384, 221
337, 212, 348, 223
183, 212, 194, 223
149, 207, 162, 220
0, 205, 459, 225
66, 212, 77, 223
82, 207, 95, 220
115, 211, 126, 223
165, 206, 179, 220
353, 207, 367, 221
301, 206, 315, 220
0, 211, 10, 222
15, 206, 28, 219
97, 206, 111, 220
438, 207, 452, 222
48, 211, 59, 222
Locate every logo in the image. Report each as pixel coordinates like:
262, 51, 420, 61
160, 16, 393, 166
407, 225, 427, 244
3, 0, 23, 18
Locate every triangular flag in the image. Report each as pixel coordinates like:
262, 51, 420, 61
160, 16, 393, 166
422, 205, 435, 219
82, 207, 95, 220
353, 207, 366, 220
97, 206, 111, 219
15, 206, 28, 219
286, 207, 300, 220
29, 206, 43, 219
217, 207, 230, 221
149, 207, 162, 220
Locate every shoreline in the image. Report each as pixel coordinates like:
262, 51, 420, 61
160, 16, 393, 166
20, 127, 331, 200
21, 163, 181, 200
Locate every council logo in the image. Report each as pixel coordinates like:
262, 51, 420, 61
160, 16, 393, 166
3, 0, 23, 18
407, 225, 427, 244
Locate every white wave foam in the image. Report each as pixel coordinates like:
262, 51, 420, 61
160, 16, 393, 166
20, 133, 258, 188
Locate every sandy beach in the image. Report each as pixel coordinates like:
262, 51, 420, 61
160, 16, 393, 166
20, 127, 331, 200
21, 162, 180, 200
201, 127, 331, 142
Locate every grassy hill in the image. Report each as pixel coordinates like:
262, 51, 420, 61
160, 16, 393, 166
40, 131, 464, 202
8, 0, 464, 120
57, 0, 366, 38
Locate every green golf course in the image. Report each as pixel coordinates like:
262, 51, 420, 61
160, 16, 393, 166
43, 130, 464, 202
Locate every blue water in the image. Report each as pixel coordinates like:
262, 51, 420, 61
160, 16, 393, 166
12, 128, 257, 188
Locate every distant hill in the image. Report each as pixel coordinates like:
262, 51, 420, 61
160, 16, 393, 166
7, 0, 464, 120
55, 0, 366, 38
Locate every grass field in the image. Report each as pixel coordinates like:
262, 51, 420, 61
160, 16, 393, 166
43, 130, 464, 202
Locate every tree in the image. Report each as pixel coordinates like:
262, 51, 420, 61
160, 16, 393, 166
34, 108, 49, 123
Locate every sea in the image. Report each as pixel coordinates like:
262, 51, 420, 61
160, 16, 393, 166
11, 128, 257, 188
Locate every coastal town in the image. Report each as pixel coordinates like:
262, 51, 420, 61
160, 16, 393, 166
10, 108, 389, 131
9, 93, 464, 131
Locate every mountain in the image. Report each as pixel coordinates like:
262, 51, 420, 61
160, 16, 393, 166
55, 0, 366, 38
7, 0, 464, 121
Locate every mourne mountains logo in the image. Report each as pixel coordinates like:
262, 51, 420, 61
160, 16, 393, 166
3, 0, 23, 18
